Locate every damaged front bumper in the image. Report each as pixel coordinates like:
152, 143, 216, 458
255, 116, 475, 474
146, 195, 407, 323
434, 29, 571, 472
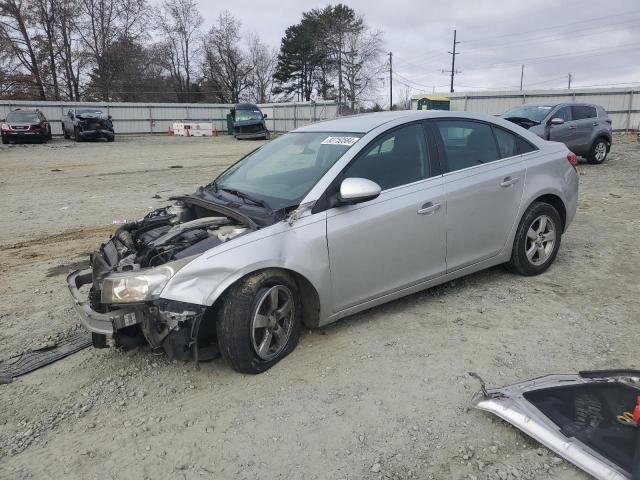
67, 268, 140, 336
78, 128, 114, 140
67, 268, 207, 359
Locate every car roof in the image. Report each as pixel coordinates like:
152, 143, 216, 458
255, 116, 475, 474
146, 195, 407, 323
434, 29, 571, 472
9, 109, 41, 114
294, 110, 513, 134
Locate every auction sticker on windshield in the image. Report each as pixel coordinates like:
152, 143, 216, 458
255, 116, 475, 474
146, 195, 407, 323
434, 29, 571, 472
321, 136, 360, 146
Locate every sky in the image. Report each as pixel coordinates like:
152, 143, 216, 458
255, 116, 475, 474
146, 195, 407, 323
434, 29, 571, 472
185, 0, 640, 106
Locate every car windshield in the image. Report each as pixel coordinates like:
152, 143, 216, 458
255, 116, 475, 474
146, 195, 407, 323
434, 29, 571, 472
235, 110, 263, 122
215, 132, 363, 210
7, 112, 40, 122
502, 105, 553, 123
76, 109, 103, 115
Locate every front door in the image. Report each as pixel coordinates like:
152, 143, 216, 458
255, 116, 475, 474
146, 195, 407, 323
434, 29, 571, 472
326, 123, 447, 312
548, 105, 580, 152
432, 119, 526, 271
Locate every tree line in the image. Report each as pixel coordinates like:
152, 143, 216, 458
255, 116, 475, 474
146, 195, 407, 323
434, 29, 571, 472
0, 1, 384, 107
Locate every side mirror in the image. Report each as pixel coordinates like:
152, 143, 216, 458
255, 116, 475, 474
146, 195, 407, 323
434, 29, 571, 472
263, 113, 268, 119
108, 115, 112, 120
549, 117, 565, 126
338, 178, 381, 205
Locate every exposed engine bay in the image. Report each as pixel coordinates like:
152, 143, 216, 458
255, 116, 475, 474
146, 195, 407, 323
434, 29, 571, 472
92, 201, 250, 278
79, 197, 256, 361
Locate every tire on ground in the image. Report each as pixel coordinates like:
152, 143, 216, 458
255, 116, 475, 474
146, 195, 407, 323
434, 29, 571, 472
216, 269, 302, 374
506, 201, 562, 276
587, 137, 609, 164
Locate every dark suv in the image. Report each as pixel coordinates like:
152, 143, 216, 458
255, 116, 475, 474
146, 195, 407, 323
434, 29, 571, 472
502, 102, 612, 164
1, 109, 52, 144
62, 108, 115, 142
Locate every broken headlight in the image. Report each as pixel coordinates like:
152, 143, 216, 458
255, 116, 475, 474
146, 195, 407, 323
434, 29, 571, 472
101, 256, 195, 304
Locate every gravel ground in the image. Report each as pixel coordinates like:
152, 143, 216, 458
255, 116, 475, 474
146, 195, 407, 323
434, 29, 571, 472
0, 134, 639, 480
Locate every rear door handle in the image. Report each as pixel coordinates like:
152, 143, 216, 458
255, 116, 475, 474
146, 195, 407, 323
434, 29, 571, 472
568, 125, 577, 129
500, 176, 519, 187
592, 122, 599, 126
417, 202, 441, 215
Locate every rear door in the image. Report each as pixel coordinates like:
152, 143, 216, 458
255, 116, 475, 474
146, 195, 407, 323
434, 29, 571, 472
570, 105, 597, 153
432, 119, 527, 272
326, 122, 447, 312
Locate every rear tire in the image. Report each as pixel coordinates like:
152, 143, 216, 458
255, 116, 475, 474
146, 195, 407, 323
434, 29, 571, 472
587, 138, 609, 164
506, 201, 562, 276
216, 270, 302, 374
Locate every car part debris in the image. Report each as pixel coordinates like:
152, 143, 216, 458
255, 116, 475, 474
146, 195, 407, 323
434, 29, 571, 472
471, 370, 640, 480
0, 332, 92, 383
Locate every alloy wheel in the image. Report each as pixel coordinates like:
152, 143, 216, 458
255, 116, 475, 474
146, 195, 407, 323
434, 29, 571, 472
525, 215, 556, 266
594, 141, 607, 162
250, 285, 294, 361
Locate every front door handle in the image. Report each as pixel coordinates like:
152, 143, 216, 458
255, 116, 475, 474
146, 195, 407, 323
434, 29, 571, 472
417, 202, 441, 215
500, 176, 520, 188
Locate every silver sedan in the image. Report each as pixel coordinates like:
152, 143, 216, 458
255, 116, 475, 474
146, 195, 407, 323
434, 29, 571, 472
68, 110, 579, 373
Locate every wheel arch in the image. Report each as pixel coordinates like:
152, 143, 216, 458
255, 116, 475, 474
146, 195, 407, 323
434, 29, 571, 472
526, 193, 567, 232
206, 266, 322, 329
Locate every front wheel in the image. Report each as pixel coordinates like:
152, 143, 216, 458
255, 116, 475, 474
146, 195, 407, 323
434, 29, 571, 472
587, 138, 609, 164
506, 202, 562, 276
216, 270, 302, 374
74, 127, 81, 142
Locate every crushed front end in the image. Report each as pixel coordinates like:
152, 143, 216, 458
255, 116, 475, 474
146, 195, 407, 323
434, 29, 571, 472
67, 199, 252, 360
76, 112, 115, 141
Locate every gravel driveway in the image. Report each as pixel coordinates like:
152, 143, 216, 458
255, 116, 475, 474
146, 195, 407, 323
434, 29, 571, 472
1, 134, 639, 480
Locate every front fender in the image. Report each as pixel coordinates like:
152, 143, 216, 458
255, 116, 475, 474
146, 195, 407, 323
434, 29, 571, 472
159, 213, 331, 320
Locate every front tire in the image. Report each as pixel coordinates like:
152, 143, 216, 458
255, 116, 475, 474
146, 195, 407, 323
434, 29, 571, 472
587, 138, 609, 164
74, 127, 81, 142
506, 202, 562, 276
216, 270, 302, 374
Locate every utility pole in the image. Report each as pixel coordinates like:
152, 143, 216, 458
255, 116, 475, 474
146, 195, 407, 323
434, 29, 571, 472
520, 64, 524, 91
567, 73, 572, 90
389, 51, 393, 111
449, 30, 460, 93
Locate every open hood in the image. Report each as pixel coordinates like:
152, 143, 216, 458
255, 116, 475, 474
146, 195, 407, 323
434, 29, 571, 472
471, 370, 640, 480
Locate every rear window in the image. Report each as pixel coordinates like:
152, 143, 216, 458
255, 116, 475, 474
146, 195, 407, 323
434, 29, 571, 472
7, 112, 41, 122
492, 127, 518, 158
571, 105, 597, 120
517, 137, 537, 154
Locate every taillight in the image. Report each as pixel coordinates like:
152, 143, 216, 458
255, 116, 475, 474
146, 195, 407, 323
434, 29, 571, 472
567, 151, 578, 168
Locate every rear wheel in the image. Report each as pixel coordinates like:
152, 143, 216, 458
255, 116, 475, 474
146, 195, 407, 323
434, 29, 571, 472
46, 126, 52, 140
216, 270, 302, 374
507, 202, 562, 276
587, 138, 608, 164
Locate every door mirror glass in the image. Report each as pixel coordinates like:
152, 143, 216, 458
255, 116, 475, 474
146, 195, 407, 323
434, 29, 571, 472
549, 117, 565, 126
338, 177, 381, 204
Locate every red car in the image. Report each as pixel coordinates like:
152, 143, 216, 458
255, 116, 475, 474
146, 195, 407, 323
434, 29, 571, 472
1, 109, 52, 144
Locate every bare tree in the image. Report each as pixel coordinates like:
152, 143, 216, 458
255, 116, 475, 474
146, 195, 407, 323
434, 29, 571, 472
247, 34, 276, 103
342, 27, 384, 110
76, 0, 149, 100
202, 10, 252, 103
154, 0, 203, 102
0, 0, 47, 99
54, 0, 82, 100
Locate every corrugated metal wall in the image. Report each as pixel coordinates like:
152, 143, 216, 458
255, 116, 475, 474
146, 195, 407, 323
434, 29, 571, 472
0, 100, 339, 135
411, 87, 639, 131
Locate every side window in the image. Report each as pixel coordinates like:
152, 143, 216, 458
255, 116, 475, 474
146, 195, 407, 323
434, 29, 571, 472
436, 120, 499, 172
575, 105, 597, 119
343, 123, 430, 191
517, 137, 537, 154
554, 106, 572, 122
492, 127, 518, 158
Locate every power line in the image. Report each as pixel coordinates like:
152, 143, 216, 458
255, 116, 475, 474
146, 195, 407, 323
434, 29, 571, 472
463, 8, 640, 44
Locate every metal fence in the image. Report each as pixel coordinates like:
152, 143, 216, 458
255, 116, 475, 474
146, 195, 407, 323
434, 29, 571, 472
0, 100, 340, 136
412, 87, 639, 131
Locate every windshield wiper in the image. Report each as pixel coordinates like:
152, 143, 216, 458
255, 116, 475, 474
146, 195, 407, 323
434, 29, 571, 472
504, 116, 540, 125
219, 187, 272, 212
